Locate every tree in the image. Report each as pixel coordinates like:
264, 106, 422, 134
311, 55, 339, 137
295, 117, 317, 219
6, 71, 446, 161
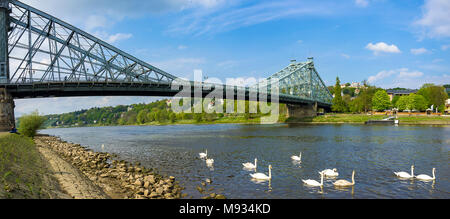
358, 85, 378, 113
137, 110, 147, 124
332, 77, 347, 112
18, 111, 46, 137
372, 90, 391, 111
409, 94, 428, 111
396, 95, 409, 111
396, 94, 427, 112
417, 84, 448, 109
169, 112, 177, 123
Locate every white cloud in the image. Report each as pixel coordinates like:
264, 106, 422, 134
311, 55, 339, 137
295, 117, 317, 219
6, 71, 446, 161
355, 0, 369, 8
106, 33, 133, 44
167, 1, 337, 36
366, 68, 446, 89
85, 15, 109, 31
20, 0, 227, 36
410, 48, 429, 55
365, 42, 401, 55
341, 53, 350, 59
415, 0, 450, 38
177, 45, 188, 50
93, 31, 133, 44
398, 68, 424, 78
441, 44, 450, 51
367, 69, 397, 83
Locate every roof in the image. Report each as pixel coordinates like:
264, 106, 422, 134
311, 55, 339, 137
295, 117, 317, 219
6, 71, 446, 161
386, 89, 418, 95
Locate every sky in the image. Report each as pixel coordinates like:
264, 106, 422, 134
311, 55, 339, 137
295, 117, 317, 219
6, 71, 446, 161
14, 0, 450, 116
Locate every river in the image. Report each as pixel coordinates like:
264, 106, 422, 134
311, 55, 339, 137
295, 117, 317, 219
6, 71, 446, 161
40, 124, 450, 199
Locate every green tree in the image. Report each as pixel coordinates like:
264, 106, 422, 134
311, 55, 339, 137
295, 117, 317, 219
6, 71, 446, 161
417, 84, 448, 109
409, 93, 428, 111
358, 84, 378, 113
136, 110, 147, 124
372, 90, 391, 111
18, 111, 46, 137
332, 77, 347, 112
169, 112, 177, 123
396, 95, 409, 111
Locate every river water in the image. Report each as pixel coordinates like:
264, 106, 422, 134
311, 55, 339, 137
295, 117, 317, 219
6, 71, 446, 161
40, 124, 450, 199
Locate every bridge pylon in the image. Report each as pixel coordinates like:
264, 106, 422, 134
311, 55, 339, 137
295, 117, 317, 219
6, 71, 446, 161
0, 0, 13, 131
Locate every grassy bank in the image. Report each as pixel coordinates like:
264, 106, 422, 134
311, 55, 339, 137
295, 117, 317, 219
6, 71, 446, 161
286, 113, 450, 125
0, 133, 62, 199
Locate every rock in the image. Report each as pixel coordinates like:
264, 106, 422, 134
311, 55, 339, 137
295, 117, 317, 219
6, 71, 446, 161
209, 193, 216, 198
144, 175, 155, 184
149, 192, 159, 198
215, 194, 226, 199
144, 189, 150, 197
206, 178, 212, 184
196, 186, 204, 194
144, 181, 150, 188
155, 187, 164, 195
164, 193, 174, 199
134, 179, 143, 187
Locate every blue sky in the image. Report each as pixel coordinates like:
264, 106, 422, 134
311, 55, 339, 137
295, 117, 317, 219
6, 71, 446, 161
15, 0, 450, 116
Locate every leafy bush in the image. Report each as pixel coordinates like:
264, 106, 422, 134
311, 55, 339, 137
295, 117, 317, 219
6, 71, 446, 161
372, 90, 391, 111
18, 111, 45, 137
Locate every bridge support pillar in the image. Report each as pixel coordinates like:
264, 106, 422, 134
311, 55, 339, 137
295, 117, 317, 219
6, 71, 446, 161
0, 88, 15, 131
286, 103, 317, 118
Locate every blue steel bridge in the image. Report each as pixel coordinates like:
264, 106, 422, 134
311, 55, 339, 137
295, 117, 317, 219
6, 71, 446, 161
0, 0, 332, 130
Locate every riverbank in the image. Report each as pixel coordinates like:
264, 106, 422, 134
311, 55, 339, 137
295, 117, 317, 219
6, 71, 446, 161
34, 135, 187, 199
286, 114, 450, 125
0, 133, 70, 199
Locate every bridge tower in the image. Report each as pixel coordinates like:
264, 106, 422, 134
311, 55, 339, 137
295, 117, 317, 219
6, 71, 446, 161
0, 0, 13, 131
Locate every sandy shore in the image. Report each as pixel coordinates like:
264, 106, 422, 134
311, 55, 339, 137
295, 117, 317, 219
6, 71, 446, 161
34, 135, 185, 199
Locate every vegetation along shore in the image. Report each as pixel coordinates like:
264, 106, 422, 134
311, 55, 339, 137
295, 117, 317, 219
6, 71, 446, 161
0, 132, 225, 199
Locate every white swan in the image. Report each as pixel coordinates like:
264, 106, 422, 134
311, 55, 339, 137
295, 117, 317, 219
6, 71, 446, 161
416, 168, 436, 181
291, 152, 302, 161
319, 168, 339, 177
394, 165, 414, 179
206, 158, 214, 165
101, 144, 105, 150
250, 165, 272, 180
199, 149, 207, 159
302, 172, 324, 187
243, 158, 257, 169
333, 170, 355, 187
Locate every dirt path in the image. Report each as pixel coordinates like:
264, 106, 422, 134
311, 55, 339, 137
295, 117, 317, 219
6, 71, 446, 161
37, 145, 109, 199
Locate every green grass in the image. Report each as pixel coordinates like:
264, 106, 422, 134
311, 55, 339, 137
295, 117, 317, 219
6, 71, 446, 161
0, 133, 52, 199
286, 114, 385, 123
286, 113, 450, 125
397, 116, 450, 124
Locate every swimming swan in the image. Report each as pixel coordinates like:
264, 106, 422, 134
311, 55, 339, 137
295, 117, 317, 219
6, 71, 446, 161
243, 158, 257, 169
302, 172, 324, 187
394, 165, 414, 179
416, 168, 436, 181
199, 149, 207, 159
250, 165, 272, 180
333, 170, 355, 187
291, 152, 302, 161
319, 168, 339, 177
206, 158, 214, 165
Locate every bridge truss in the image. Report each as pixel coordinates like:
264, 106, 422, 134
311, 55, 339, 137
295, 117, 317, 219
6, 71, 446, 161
0, 0, 332, 108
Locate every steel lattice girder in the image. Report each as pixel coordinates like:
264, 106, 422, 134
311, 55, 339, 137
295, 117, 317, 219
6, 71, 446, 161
256, 60, 333, 104
6, 0, 177, 84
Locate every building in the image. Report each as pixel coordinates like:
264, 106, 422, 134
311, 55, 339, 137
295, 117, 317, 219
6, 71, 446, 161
341, 82, 361, 89
386, 89, 418, 101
